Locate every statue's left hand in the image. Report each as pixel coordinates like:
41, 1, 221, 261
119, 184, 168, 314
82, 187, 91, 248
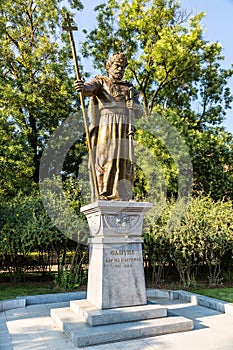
126, 98, 133, 109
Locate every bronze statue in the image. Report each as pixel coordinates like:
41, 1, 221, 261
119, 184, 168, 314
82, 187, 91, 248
74, 53, 143, 201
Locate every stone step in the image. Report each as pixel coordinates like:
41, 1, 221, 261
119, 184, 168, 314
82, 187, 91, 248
51, 307, 194, 348
70, 299, 167, 326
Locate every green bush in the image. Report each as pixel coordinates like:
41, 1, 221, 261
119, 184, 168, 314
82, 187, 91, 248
0, 180, 89, 286
54, 267, 88, 291
144, 196, 233, 287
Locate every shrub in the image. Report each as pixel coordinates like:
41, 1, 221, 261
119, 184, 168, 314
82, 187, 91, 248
144, 195, 233, 287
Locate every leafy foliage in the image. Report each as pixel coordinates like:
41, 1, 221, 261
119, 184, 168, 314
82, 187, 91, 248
0, 0, 83, 189
0, 178, 88, 284
0, 114, 33, 196
144, 196, 233, 287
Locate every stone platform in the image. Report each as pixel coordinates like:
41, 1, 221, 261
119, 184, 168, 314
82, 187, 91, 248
70, 299, 167, 325
51, 300, 194, 348
50, 201, 194, 347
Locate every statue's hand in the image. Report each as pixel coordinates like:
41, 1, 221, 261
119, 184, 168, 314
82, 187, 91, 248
74, 79, 84, 92
126, 98, 133, 109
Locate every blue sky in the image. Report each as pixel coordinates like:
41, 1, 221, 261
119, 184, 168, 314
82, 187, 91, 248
75, 0, 233, 133
182, 0, 233, 133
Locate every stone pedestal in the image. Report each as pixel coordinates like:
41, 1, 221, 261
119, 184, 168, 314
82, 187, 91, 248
51, 200, 194, 348
80, 200, 152, 309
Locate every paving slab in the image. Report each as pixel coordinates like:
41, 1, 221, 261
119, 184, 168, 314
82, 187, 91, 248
1, 291, 233, 349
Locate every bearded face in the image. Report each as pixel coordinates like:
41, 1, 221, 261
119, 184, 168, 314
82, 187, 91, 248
108, 61, 125, 81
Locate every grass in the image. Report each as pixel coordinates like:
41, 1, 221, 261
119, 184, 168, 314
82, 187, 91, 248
0, 282, 63, 301
192, 287, 233, 303
0, 271, 88, 301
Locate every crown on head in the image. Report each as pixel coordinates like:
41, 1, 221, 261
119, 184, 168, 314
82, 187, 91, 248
106, 52, 128, 72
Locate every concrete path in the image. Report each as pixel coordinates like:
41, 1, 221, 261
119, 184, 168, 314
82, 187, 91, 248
1, 293, 233, 350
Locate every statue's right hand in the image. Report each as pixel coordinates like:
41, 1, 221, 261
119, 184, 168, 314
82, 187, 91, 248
74, 79, 84, 92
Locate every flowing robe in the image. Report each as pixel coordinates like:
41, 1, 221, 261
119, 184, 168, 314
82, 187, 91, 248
83, 75, 143, 200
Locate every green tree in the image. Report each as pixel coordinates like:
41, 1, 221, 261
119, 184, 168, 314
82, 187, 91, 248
0, 114, 33, 196
0, 0, 83, 191
82, 0, 232, 115
189, 128, 233, 200
82, 0, 233, 199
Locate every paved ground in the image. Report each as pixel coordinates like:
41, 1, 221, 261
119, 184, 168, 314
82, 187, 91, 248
1, 296, 233, 350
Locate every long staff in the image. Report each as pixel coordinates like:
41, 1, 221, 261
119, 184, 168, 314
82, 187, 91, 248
62, 13, 99, 200
127, 87, 134, 176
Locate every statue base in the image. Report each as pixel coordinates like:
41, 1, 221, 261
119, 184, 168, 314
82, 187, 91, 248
51, 200, 194, 347
80, 200, 153, 309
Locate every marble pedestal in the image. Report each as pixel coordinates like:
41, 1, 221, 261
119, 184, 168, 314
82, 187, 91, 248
80, 200, 153, 309
51, 200, 194, 347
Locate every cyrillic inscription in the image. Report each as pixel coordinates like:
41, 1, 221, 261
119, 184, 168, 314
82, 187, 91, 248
105, 249, 141, 269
